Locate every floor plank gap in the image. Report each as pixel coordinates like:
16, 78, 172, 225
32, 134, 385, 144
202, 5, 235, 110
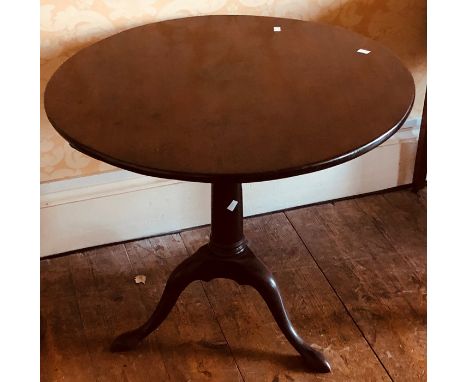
283, 212, 396, 382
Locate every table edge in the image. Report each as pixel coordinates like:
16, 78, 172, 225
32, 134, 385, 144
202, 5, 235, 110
51, 89, 414, 184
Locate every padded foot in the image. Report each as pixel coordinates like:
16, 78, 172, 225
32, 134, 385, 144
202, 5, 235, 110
110, 329, 145, 352
300, 346, 331, 373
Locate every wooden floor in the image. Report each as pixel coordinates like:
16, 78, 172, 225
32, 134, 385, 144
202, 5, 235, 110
41, 188, 426, 382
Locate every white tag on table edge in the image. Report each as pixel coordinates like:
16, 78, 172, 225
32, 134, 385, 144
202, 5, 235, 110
357, 48, 371, 54
227, 200, 238, 212
273, 26, 281, 32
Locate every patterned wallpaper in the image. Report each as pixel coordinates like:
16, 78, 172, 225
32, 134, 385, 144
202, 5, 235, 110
40, 0, 427, 182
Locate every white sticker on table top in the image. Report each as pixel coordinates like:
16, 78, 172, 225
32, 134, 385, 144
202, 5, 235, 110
357, 48, 371, 54
227, 200, 238, 212
273, 26, 281, 32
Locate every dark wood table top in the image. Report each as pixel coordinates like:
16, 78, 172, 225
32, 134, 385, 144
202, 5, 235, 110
45, 15, 414, 183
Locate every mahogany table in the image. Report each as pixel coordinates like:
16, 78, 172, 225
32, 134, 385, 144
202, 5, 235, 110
44, 15, 414, 373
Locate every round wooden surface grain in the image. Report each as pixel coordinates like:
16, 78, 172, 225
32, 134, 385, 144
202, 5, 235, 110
44, 15, 415, 183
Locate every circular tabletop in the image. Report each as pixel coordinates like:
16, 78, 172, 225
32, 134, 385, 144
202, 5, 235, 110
45, 15, 414, 183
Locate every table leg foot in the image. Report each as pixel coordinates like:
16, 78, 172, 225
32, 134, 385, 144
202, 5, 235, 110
236, 249, 331, 373
110, 329, 145, 352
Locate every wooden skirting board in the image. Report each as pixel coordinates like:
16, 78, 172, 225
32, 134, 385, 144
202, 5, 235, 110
41, 120, 420, 257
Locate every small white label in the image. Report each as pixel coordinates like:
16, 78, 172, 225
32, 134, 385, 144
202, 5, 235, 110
357, 48, 371, 54
227, 200, 238, 212
273, 26, 281, 32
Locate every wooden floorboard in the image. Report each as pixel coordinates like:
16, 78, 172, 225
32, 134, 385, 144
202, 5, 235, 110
41, 189, 426, 381
286, 190, 427, 381
66, 246, 171, 382
41, 258, 96, 382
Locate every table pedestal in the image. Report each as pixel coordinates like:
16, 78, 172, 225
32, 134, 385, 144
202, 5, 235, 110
110, 182, 331, 373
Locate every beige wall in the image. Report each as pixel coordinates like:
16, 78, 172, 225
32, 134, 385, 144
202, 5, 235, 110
41, 0, 426, 183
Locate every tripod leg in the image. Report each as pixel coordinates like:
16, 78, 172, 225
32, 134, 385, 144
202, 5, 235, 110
237, 250, 331, 373
110, 247, 209, 352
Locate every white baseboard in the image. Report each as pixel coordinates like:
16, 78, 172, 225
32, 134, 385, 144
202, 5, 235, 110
41, 121, 420, 257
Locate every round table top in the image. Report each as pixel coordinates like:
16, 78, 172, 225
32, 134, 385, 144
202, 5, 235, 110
45, 15, 414, 183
